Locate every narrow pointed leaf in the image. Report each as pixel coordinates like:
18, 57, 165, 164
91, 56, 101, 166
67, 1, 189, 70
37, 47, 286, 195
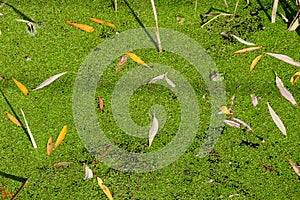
232, 117, 252, 131
275, 75, 297, 105
231, 95, 235, 106
54, 125, 67, 150
4, 111, 22, 126
106, 22, 116, 29
165, 75, 176, 88
90, 18, 116, 29
234, 46, 263, 54
251, 94, 258, 107
33, 72, 67, 91
250, 54, 263, 72
219, 106, 232, 115
118, 55, 127, 67
288, 9, 299, 31
266, 52, 300, 66
148, 73, 166, 84
47, 136, 52, 156
231, 34, 255, 46
224, 120, 241, 128
267, 102, 286, 136
53, 162, 74, 167
271, 0, 279, 23
98, 96, 104, 111
149, 113, 159, 147
97, 177, 113, 200
290, 71, 300, 85
83, 165, 93, 180
287, 158, 300, 177
12, 77, 29, 96
65, 20, 94, 32
125, 52, 151, 69
20, 109, 37, 148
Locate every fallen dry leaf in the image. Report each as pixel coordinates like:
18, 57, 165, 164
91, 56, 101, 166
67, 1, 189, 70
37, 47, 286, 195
250, 54, 263, 73
266, 52, 300, 66
267, 102, 286, 136
53, 162, 74, 167
275, 75, 297, 105
54, 126, 67, 150
271, 0, 279, 23
47, 136, 52, 156
33, 72, 67, 91
290, 71, 300, 85
12, 77, 29, 96
251, 94, 258, 107
65, 20, 95, 32
20, 108, 37, 148
97, 177, 113, 200
219, 106, 232, 115
125, 52, 151, 69
224, 120, 240, 128
234, 46, 263, 54
149, 113, 159, 147
4, 111, 22, 126
90, 17, 116, 29
165, 75, 176, 88
98, 96, 104, 112
232, 117, 252, 131
287, 158, 300, 177
83, 165, 93, 180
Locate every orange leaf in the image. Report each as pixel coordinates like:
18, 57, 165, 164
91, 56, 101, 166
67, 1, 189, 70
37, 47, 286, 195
90, 17, 106, 25
98, 96, 104, 111
54, 126, 67, 150
4, 111, 22, 126
97, 177, 113, 200
125, 52, 151, 69
250, 54, 263, 73
47, 136, 52, 156
53, 162, 74, 167
106, 22, 116, 29
64, 20, 95, 32
12, 77, 29, 96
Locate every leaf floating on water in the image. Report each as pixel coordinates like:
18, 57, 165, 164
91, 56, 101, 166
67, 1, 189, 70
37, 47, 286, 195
16, 19, 37, 36
33, 72, 67, 91
271, 0, 279, 23
117, 55, 127, 67
83, 165, 93, 180
54, 126, 67, 150
98, 96, 104, 112
234, 46, 263, 54
219, 106, 232, 115
12, 77, 29, 96
165, 75, 176, 88
148, 73, 166, 84
290, 71, 300, 85
267, 102, 286, 136
125, 52, 151, 69
4, 111, 22, 126
265, 52, 300, 66
231, 34, 256, 46
275, 75, 297, 105
20, 108, 37, 148
288, 10, 299, 31
97, 177, 113, 200
287, 158, 300, 177
232, 117, 252, 131
47, 136, 52, 156
90, 17, 116, 29
251, 94, 258, 107
224, 120, 241, 128
64, 20, 95, 32
148, 113, 159, 147
53, 162, 74, 167
250, 54, 263, 73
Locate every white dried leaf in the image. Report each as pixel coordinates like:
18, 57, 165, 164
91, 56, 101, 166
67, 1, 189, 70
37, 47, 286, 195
231, 34, 255, 46
231, 95, 235, 106
271, 0, 279, 23
288, 10, 299, 31
165, 75, 176, 88
20, 108, 37, 148
224, 120, 241, 128
83, 165, 93, 180
267, 102, 286, 136
288, 158, 300, 177
266, 52, 300, 66
275, 75, 297, 105
33, 72, 67, 91
148, 113, 159, 147
148, 73, 166, 84
251, 94, 258, 107
232, 117, 252, 131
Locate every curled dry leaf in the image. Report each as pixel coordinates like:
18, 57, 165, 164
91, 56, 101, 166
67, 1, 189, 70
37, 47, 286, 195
290, 72, 300, 85
16, 19, 37, 36
47, 136, 52, 156
148, 73, 166, 84
12, 77, 29, 96
265, 52, 300, 66
250, 54, 263, 73
20, 108, 37, 148
287, 158, 300, 177
97, 177, 113, 200
64, 20, 95, 32
224, 120, 240, 128
33, 72, 67, 91
83, 165, 93, 180
149, 113, 159, 147
53, 162, 74, 167
125, 52, 151, 69
98, 96, 104, 112
267, 102, 286, 136
234, 46, 263, 54
54, 126, 68, 150
4, 111, 22, 126
219, 106, 232, 115
251, 94, 258, 107
232, 117, 252, 131
275, 75, 297, 105
231, 34, 256, 46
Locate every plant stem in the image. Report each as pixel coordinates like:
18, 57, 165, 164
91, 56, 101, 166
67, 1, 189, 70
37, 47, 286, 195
150, 0, 162, 52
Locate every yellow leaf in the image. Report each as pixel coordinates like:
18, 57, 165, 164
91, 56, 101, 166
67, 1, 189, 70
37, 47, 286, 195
4, 111, 22, 126
250, 54, 263, 73
234, 46, 263, 54
47, 136, 53, 156
97, 177, 113, 200
54, 126, 67, 150
65, 20, 95, 32
90, 17, 116, 29
125, 52, 151, 69
220, 106, 232, 115
106, 22, 116, 29
290, 71, 300, 85
12, 77, 29, 96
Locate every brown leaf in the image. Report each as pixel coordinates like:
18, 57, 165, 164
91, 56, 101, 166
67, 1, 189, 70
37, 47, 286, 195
47, 136, 52, 156
98, 96, 104, 112
53, 162, 74, 167
4, 111, 22, 126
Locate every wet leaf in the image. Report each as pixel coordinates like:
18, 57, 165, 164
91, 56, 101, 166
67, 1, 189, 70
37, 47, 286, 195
224, 120, 240, 128
53, 162, 74, 167
275, 75, 297, 105
20, 108, 37, 148
290, 71, 300, 85
288, 10, 299, 31
149, 113, 159, 147
251, 94, 258, 107
54, 126, 67, 150
4, 111, 22, 126
64, 20, 95, 32
47, 136, 52, 156
12, 77, 29, 96
90, 17, 116, 29
165, 75, 176, 88
98, 96, 104, 112
266, 52, 300, 66
83, 165, 93, 180
287, 158, 300, 177
148, 73, 166, 84
234, 46, 263, 54
231, 34, 255, 46
271, 0, 279, 23
97, 177, 113, 200
219, 106, 232, 115
232, 117, 252, 131
267, 102, 286, 136
33, 72, 67, 91
250, 54, 263, 72
125, 52, 151, 69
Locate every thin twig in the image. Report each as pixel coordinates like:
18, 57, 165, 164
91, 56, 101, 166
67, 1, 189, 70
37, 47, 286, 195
223, 0, 228, 8
11, 178, 28, 200
234, 0, 239, 16
201, 13, 233, 28
150, 0, 162, 52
